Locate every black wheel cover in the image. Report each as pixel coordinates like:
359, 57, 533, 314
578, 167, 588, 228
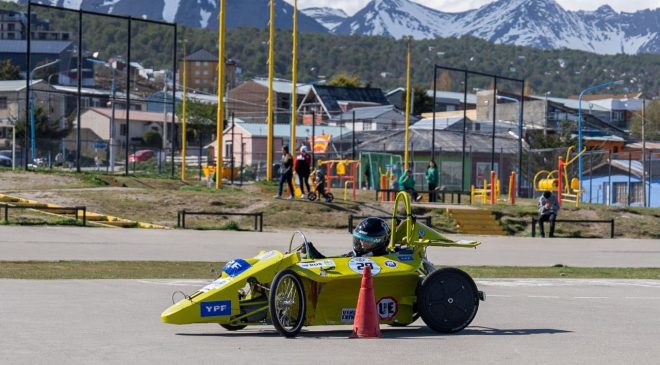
307, 192, 317, 201
220, 323, 247, 331
418, 268, 479, 333
269, 269, 306, 338
325, 192, 334, 202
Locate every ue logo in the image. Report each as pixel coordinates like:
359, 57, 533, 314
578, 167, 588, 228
377, 297, 398, 320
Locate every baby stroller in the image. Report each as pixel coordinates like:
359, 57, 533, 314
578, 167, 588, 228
307, 167, 334, 202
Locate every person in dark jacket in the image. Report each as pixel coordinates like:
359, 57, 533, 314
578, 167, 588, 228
538, 190, 560, 237
425, 160, 439, 202
274, 145, 295, 199
294, 145, 312, 196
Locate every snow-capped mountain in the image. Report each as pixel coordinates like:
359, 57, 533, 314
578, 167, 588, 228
301, 7, 347, 31
19, 0, 328, 33
331, 0, 659, 54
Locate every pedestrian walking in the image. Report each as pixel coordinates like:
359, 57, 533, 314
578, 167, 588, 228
425, 160, 439, 202
274, 145, 295, 199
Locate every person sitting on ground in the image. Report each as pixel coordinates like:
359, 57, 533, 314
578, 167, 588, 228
345, 217, 391, 257
399, 168, 421, 202
538, 190, 559, 238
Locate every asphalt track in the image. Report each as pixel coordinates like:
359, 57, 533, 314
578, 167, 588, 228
2, 227, 660, 364
1, 278, 659, 364
1, 226, 659, 267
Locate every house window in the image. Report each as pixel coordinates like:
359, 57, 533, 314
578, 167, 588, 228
195, 61, 201, 66
203, 62, 208, 66
612, 182, 627, 205
363, 120, 373, 130
0, 97, 7, 110
630, 182, 643, 205
120, 124, 128, 136
203, 70, 208, 75
224, 141, 233, 159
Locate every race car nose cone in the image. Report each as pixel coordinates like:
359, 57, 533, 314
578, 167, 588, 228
161, 299, 197, 325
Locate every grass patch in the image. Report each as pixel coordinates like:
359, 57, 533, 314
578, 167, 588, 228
1, 261, 659, 280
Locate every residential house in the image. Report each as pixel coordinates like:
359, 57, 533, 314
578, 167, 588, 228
73, 108, 177, 155
329, 105, 417, 131
0, 79, 65, 143
298, 85, 390, 123
178, 49, 237, 95
0, 39, 73, 78
385, 88, 477, 113
582, 157, 660, 207
216, 121, 346, 167
0, 9, 71, 41
347, 128, 523, 192
226, 78, 310, 124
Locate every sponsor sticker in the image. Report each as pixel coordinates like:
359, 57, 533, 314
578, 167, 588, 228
199, 277, 231, 293
341, 308, 356, 323
297, 260, 336, 269
255, 250, 278, 260
377, 297, 398, 320
397, 255, 414, 262
200, 300, 231, 317
384, 260, 398, 268
418, 229, 426, 237
223, 259, 251, 277
397, 249, 413, 254
348, 257, 381, 275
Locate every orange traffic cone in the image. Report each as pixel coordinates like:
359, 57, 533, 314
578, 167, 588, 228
350, 265, 382, 338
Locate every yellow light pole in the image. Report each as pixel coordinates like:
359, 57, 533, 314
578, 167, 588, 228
266, 0, 275, 181
290, 0, 298, 150
215, 0, 226, 189
404, 36, 412, 169
181, 40, 188, 180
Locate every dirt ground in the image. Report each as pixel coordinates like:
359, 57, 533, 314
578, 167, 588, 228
1, 170, 658, 238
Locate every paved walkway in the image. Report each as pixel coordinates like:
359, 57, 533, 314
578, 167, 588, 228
1, 226, 658, 267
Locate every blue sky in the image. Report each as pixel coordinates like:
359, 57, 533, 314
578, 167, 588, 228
287, 0, 658, 16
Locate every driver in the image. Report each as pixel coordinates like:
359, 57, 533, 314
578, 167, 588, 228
346, 217, 391, 257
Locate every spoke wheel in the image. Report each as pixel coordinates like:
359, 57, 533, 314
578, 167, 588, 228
220, 324, 247, 331
307, 192, 317, 201
325, 192, 334, 202
269, 269, 306, 338
418, 268, 479, 333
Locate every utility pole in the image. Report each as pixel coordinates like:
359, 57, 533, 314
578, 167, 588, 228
641, 98, 646, 207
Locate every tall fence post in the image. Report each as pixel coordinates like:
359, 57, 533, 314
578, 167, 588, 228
531, 217, 537, 237
610, 219, 615, 238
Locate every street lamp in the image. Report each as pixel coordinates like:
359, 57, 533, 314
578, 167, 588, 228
87, 56, 118, 172
29, 59, 61, 164
577, 80, 624, 190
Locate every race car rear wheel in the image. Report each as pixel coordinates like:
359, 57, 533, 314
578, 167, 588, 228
269, 269, 306, 338
418, 267, 479, 333
220, 324, 247, 331
324, 192, 334, 203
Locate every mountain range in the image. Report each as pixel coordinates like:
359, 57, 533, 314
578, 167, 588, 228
10, 0, 660, 55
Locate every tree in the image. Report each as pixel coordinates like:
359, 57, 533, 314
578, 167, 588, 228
12, 106, 73, 156
176, 99, 218, 142
0, 60, 20, 80
143, 130, 163, 147
630, 100, 660, 142
437, 71, 453, 91
328, 73, 362, 87
402, 86, 434, 115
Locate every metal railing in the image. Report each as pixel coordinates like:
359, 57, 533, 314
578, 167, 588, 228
1, 204, 87, 226
177, 209, 263, 231
531, 218, 614, 238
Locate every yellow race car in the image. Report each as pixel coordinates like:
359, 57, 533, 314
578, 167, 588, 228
161, 192, 485, 337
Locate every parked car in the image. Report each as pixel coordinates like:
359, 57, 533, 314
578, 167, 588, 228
0, 155, 11, 167
128, 149, 155, 163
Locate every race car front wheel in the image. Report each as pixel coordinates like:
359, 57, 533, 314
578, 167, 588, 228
418, 267, 479, 333
269, 269, 306, 338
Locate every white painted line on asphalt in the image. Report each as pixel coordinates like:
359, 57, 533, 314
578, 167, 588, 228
527, 295, 560, 298
573, 296, 609, 299
485, 294, 512, 297
624, 297, 660, 300
477, 279, 660, 288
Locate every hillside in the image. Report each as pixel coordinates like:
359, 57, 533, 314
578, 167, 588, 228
1, 2, 658, 97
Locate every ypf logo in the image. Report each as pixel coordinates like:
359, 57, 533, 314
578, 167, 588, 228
377, 297, 398, 320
